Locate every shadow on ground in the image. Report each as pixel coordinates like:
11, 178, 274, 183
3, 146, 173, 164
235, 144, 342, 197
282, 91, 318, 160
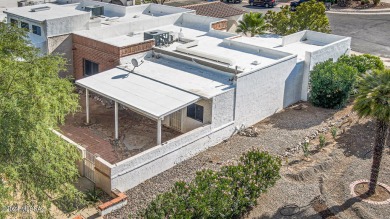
249, 196, 361, 219
336, 120, 375, 159
267, 103, 337, 131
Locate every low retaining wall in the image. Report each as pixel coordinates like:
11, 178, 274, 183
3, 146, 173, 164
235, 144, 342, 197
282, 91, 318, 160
110, 122, 235, 191
98, 189, 128, 216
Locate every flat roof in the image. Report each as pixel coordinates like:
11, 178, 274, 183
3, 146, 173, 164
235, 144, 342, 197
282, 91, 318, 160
76, 68, 200, 120
100, 24, 292, 72
120, 52, 235, 99
3, 4, 88, 22
234, 35, 328, 61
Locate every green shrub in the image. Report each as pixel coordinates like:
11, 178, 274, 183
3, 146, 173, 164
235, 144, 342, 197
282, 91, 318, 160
337, 54, 384, 75
309, 60, 357, 109
302, 142, 310, 157
319, 134, 326, 148
85, 187, 103, 203
331, 127, 338, 139
141, 150, 281, 219
373, 0, 380, 5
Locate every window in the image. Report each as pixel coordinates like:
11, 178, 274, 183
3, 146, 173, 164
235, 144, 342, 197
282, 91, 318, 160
83, 59, 99, 76
10, 18, 18, 26
20, 21, 29, 30
32, 25, 41, 36
187, 104, 204, 122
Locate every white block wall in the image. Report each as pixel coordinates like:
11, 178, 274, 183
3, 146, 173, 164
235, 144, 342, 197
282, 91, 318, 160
234, 56, 298, 127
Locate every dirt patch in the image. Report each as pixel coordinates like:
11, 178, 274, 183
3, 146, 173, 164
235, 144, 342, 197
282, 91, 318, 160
354, 182, 390, 202
332, 1, 390, 10
311, 197, 339, 219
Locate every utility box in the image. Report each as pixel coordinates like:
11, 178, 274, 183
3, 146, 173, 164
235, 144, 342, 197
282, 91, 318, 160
144, 30, 170, 46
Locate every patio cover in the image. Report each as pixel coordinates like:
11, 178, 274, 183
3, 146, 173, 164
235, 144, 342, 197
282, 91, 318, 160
76, 67, 200, 120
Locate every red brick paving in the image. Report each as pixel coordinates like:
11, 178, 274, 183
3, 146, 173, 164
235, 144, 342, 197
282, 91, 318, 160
60, 125, 119, 164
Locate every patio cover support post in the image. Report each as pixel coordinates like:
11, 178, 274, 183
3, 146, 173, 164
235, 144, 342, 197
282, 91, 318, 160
86, 89, 90, 124
157, 119, 162, 145
115, 101, 119, 140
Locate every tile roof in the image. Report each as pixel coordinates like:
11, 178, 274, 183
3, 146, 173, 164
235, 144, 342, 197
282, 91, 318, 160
182, 2, 245, 18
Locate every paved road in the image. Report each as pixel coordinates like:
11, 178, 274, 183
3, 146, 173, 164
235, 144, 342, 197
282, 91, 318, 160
327, 13, 390, 58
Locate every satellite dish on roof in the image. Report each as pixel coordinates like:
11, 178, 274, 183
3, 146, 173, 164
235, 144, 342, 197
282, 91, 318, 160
131, 58, 139, 67
130, 58, 144, 72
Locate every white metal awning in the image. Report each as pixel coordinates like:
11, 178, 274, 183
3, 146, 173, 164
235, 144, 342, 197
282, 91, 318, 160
76, 68, 200, 120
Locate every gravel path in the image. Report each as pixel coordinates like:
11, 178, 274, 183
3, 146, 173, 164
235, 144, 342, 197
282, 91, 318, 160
107, 103, 339, 218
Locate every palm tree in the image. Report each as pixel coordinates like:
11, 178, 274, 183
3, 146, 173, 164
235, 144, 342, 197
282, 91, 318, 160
353, 69, 390, 195
236, 12, 266, 37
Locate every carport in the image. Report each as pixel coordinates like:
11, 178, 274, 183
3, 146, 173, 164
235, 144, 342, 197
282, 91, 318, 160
76, 67, 200, 145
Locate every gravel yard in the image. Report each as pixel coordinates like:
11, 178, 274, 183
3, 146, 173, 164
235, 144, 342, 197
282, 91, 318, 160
106, 101, 390, 218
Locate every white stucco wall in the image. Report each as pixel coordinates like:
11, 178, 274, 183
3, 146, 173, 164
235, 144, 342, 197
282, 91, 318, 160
226, 14, 242, 33
301, 37, 351, 100
234, 56, 298, 127
178, 13, 224, 31
110, 122, 235, 191
47, 34, 74, 77
211, 89, 235, 129
45, 13, 90, 37
283, 60, 304, 107
282, 31, 307, 46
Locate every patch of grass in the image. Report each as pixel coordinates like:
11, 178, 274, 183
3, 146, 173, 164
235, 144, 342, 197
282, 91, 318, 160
302, 142, 310, 157
319, 134, 326, 149
331, 127, 338, 139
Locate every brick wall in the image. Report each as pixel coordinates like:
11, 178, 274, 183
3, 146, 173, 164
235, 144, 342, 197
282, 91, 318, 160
73, 34, 120, 80
119, 40, 155, 57
211, 20, 228, 31
73, 34, 156, 79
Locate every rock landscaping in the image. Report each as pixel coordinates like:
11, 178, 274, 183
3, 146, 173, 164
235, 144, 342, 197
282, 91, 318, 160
105, 101, 389, 219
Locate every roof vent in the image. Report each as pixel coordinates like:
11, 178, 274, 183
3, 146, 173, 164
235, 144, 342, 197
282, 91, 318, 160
30, 6, 50, 12
251, 60, 261, 65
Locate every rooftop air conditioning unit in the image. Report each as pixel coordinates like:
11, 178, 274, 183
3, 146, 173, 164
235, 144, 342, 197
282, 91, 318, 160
85, 5, 104, 17
144, 30, 170, 47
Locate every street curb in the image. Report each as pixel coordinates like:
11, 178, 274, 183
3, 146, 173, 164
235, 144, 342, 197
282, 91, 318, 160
326, 9, 390, 14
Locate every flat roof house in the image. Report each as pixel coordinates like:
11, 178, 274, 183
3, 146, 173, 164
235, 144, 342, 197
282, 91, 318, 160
4, 1, 351, 213
61, 14, 350, 202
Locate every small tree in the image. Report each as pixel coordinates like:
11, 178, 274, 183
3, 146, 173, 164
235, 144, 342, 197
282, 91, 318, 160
0, 23, 81, 217
236, 12, 266, 37
309, 60, 357, 109
337, 54, 385, 75
265, 0, 330, 36
354, 69, 390, 195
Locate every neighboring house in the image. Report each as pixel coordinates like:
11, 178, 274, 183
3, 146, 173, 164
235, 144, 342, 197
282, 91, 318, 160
182, 2, 245, 32
3, 1, 193, 77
